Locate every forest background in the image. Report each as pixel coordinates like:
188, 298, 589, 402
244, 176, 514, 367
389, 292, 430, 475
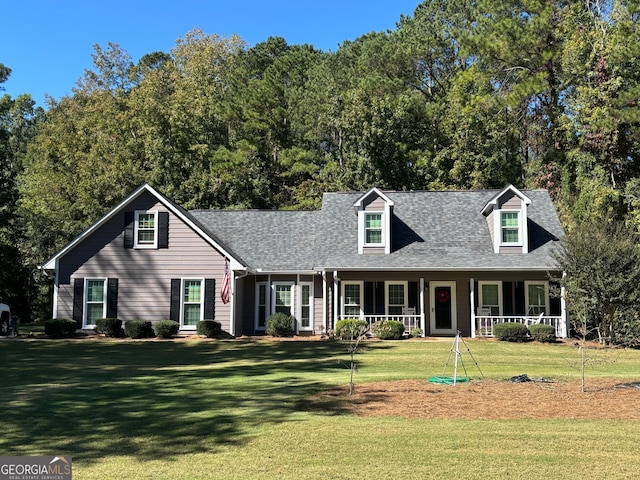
1, 0, 640, 322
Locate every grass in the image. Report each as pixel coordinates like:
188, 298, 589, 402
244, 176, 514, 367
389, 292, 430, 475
1, 337, 639, 479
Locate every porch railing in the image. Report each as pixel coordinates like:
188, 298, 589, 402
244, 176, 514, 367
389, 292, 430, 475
473, 315, 565, 338
338, 314, 422, 336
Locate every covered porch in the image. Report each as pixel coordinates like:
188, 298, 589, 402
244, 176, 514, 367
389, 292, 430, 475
472, 313, 566, 338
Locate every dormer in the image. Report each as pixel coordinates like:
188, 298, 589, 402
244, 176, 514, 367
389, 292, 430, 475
481, 185, 532, 254
354, 188, 394, 254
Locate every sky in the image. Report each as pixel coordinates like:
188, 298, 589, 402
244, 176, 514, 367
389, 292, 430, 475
2, 0, 420, 107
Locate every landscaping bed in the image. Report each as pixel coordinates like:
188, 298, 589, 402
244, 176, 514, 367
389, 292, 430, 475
315, 378, 640, 420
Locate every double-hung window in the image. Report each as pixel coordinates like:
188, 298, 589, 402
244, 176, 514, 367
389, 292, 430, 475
365, 213, 383, 245
135, 210, 158, 248
274, 284, 293, 316
85, 279, 107, 325
501, 211, 520, 244
526, 282, 548, 315
386, 282, 407, 316
182, 279, 203, 326
256, 283, 268, 330
342, 282, 363, 317
479, 281, 501, 316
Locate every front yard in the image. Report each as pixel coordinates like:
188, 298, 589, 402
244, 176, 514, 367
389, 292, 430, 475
1, 337, 639, 479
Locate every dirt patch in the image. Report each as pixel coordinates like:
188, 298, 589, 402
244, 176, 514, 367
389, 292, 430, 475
313, 378, 640, 420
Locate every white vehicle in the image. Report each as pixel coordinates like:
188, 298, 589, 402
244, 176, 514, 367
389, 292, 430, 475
0, 298, 11, 336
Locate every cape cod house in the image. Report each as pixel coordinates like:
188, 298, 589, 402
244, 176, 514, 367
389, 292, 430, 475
41, 184, 568, 338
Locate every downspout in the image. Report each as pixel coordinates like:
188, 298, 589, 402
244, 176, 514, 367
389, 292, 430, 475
322, 271, 327, 334
333, 271, 340, 329
560, 272, 568, 338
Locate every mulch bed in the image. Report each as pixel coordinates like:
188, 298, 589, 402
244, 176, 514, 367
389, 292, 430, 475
313, 378, 640, 420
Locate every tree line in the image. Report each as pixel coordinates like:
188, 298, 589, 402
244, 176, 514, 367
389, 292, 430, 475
1, 0, 640, 328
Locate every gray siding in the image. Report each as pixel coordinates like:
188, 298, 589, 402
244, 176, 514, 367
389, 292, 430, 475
56, 191, 231, 331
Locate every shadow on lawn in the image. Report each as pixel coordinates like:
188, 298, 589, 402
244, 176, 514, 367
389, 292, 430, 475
0, 340, 392, 464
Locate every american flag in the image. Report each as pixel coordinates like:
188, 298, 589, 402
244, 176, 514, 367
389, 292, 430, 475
221, 260, 230, 304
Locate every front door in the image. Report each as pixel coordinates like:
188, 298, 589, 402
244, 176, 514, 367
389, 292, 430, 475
429, 281, 457, 335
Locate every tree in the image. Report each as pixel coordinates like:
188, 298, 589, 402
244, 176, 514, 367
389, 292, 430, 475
554, 218, 640, 344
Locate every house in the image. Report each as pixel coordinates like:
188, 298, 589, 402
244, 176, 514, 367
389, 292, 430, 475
41, 184, 567, 338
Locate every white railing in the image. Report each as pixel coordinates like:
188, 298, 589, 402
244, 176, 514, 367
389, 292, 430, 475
338, 314, 422, 335
474, 315, 564, 338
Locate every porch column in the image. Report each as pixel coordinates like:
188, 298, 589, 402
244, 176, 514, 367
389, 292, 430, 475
322, 271, 327, 334
333, 271, 340, 329
229, 269, 236, 337
560, 272, 568, 338
420, 277, 426, 337
470, 277, 476, 338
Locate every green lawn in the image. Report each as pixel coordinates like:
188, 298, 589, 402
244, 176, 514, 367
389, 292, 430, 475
1, 338, 639, 479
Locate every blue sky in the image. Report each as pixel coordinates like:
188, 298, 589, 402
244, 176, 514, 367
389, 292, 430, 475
2, 1, 420, 107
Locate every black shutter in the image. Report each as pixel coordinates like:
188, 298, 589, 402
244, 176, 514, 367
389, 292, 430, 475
170, 279, 181, 321
158, 212, 169, 249
107, 278, 118, 318
375, 281, 385, 314
204, 279, 215, 320
72, 278, 84, 327
364, 282, 374, 315
408, 281, 418, 313
124, 211, 134, 248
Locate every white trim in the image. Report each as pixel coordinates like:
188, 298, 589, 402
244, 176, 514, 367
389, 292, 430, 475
322, 272, 327, 334
524, 281, 549, 315
40, 184, 245, 271
181, 278, 205, 330
470, 278, 475, 338
478, 281, 503, 316
429, 281, 457, 334
52, 263, 60, 319
272, 282, 294, 316
364, 211, 384, 247
420, 278, 425, 337
134, 210, 158, 249
481, 184, 532, 215
384, 281, 408, 315
83, 278, 107, 329
341, 281, 364, 318
298, 281, 314, 331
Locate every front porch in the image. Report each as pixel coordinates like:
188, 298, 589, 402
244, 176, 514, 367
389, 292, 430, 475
473, 314, 566, 338
337, 312, 423, 336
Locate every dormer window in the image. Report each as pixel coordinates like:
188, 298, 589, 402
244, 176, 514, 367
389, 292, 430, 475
481, 185, 531, 254
501, 211, 520, 244
354, 188, 394, 254
365, 213, 383, 245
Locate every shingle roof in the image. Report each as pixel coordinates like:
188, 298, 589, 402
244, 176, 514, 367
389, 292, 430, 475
189, 188, 564, 272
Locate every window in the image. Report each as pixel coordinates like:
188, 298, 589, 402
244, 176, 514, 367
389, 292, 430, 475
256, 283, 268, 330
85, 279, 106, 325
501, 211, 520, 244
479, 282, 501, 316
342, 282, 363, 317
526, 282, 548, 315
274, 284, 293, 316
135, 210, 158, 248
386, 282, 407, 315
182, 279, 203, 326
365, 213, 383, 245
300, 283, 312, 329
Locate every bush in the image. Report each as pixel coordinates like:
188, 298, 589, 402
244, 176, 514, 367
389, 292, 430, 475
197, 320, 222, 338
94, 318, 124, 337
410, 328, 423, 338
266, 313, 293, 337
44, 318, 78, 338
529, 324, 556, 343
613, 308, 640, 348
335, 318, 369, 340
124, 320, 155, 339
493, 322, 529, 342
154, 320, 179, 338
372, 320, 406, 340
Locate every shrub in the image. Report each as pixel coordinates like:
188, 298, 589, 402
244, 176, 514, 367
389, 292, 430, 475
44, 319, 78, 338
154, 320, 179, 338
335, 319, 369, 340
124, 320, 155, 339
529, 324, 556, 343
613, 308, 640, 348
197, 320, 222, 338
372, 320, 406, 340
94, 318, 124, 337
493, 322, 529, 342
266, 313, 293, 337
410, 328, 423, 338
